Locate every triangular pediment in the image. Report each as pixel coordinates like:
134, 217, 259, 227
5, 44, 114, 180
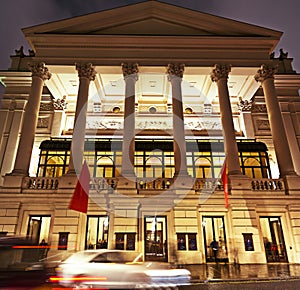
23, 1, 282, 38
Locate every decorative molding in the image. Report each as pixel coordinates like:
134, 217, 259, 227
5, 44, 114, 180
238, 98, 252, 111
76, 63, 97, 81
29, 62, 51, 81
254, 64, 277, 83
256, 119, 270, 130
53, 96, 68, 110
121, 63, 139, 76
166, 63, 185, 78
37, 117, 50, 128
39, 103, 54, 112
210, 64, 231, 82
251, 104, 267, 113
85, 116, 224, 131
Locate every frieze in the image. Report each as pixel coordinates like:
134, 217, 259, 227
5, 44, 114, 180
85, 117, 223, 131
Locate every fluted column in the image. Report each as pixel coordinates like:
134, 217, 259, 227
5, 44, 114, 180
11, 62, 51, 176
254, 64, 296, 177
121, 63, 138, 177
167, 64, 189, 177
211, 64, 241, 175
68, 63, 96, 174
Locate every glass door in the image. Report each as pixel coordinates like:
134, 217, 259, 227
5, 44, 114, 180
85, 216, 109, 249
202, 216, 228, 262
145, 216, 167, 262
260, 217, 287, 262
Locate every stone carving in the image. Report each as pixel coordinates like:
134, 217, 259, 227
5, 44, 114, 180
39, 103, 54, 112
76, 63, 97, 81
53, 96, 68, 110
256, 119, 270, 130
121, 63, 139, 76
238, 97, 252, 111
29, 62, 51, 81
279, 48, 288, 60
251, 104, 267, 113
37, 117, 49, 128
254, 64, 277, 82
210, 64, 231, 82
85, 116, 223, 131
166, 63, 185, 78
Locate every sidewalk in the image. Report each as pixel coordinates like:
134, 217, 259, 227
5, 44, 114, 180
181, 263, 300, 282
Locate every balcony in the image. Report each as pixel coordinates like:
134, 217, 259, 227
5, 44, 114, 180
20, 176, 286, 194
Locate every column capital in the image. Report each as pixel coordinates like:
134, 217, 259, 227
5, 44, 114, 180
166, 63, 185, 78
254, 64, 277, 83
210, 64, 231, 82
122, 63, 139, 76
29, 62, 51, 81
76, 63, 97, 81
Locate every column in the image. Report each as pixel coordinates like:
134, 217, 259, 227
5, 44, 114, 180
68, 63, 96, 174
120, 63, 138, 177
11, 62, 51, 176
211, 64, 241, 175
167, 63, 189, 177
254, 64, 296, 177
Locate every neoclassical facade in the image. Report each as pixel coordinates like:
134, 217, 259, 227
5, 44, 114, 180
0, 1, 300, 265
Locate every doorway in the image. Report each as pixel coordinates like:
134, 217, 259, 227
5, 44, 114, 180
202, 216, 228, 262
260, 217, 288, 262
85, 215, 109, 249
144, 216, 167, 262
26, 215, 51, 245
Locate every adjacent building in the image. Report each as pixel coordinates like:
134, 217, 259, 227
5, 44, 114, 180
0, 1, 300, 265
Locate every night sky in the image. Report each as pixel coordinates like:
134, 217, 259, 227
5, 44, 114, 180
0, 0, 299, 72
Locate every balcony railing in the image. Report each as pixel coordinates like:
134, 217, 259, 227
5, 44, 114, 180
251, 178, 285, 191
22, 177, 59, 190
21, 176, 285, 193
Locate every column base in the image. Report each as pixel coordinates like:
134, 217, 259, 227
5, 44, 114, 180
229, 174, 251, 192
283, 174, 300, 194
172, 174, 194, 191
3, 174, 24, 190
58, 173, 78, 190
8, 169, 28, 176
116, 175, 137, 190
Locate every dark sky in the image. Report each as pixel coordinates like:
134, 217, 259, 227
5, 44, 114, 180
0, 0, 299, 71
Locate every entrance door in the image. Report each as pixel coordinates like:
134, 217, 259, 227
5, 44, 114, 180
202, 216, 228, 262
145, 216, 167, 262
260, 217, 288, 262
85, 216, 109, 249
26, 216, 51, 245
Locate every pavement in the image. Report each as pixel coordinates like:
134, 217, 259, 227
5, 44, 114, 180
178, 263, 300, 289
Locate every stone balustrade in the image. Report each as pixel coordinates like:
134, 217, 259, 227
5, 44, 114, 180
20, 176, 285, 193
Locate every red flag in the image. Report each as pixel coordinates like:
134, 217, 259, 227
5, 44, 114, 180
221, 159, 229, 209
69, 161, 90, 213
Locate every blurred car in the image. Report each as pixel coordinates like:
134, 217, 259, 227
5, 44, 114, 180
50, 249, 191, 289
0, 236, 55, 289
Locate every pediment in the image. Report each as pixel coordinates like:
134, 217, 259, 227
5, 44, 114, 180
23, 1, 282, 38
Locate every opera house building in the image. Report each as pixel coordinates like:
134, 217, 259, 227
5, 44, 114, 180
1, 1, 300, 265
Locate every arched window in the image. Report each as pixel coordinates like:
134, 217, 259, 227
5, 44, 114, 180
195, 157, 212, 178
96, 156, 114, 177
145, 156, 163, 178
